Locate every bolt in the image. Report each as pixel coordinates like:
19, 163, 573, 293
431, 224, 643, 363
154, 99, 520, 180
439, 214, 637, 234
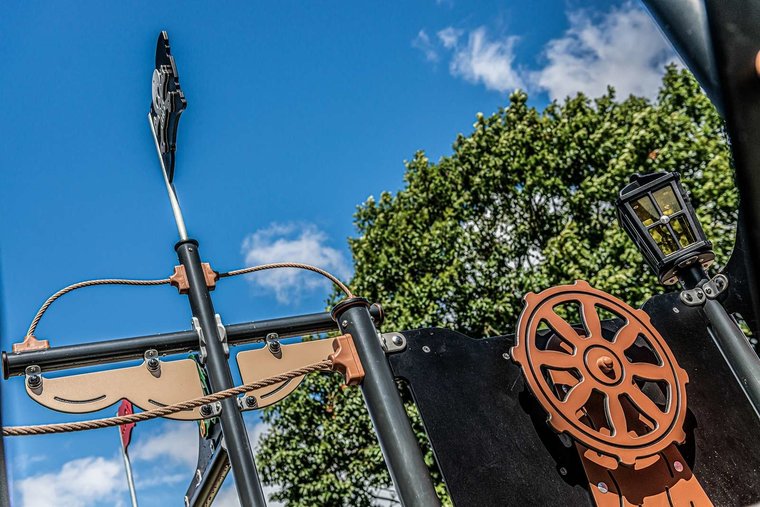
245, 396, 257, 408
422, 345, 431, 353
559, 467, 567, 476
391, 334, 404, 346
597, 482, 609, 494
597, 356, 614, 373
26, 374, 42, 389
200, 404, 213, 417
341, 320, 349, 328
673, 460, 684, 472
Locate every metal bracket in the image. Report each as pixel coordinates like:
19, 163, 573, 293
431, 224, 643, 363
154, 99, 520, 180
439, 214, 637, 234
680, 273, 728, 306
25, 365, 42, 395
192, 317, 207, 364
193, 315, 228, 362
215, 314, 229, 357
381, 332, 407, 353
265, 332, 282, 358
200, 401, 222, 418
144, 349, 161, 378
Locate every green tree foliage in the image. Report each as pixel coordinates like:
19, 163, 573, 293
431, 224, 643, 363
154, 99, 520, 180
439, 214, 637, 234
257, 66, 736, 505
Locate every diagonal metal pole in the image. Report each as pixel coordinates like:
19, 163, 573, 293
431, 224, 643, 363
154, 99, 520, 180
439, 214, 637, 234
175, 240, 267, 507
147, 31, 266, 507
119, 435, 139, 507
148, 115, 188, 241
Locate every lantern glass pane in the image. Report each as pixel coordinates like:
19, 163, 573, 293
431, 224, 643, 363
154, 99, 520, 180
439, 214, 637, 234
672, 215, 696, 248
632, 195, 659, 226
649, 224, 678, 256
652, 185, 682, 216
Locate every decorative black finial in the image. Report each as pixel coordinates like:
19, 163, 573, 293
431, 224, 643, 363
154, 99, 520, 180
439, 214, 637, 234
150, 31, 186, 183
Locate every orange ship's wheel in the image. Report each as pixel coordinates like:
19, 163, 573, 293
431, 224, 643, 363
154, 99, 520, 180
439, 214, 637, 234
511, 280, 689, 466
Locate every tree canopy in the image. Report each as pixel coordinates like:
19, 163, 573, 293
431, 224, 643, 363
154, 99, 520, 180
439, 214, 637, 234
257, 66, 736, 506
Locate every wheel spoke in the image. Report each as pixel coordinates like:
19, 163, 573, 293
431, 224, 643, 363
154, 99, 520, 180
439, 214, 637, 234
629, 361, 667, 381
606, 393, 628, 437
534, 349, 577, 370
581, 301, 602, 340
542, 309, 583, 344
563, 380, 592, 413
627, 387, 664, 422
611, 321, 640, 354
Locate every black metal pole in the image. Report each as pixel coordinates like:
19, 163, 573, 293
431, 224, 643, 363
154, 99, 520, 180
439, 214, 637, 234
176, 239, 266, 507
3, 306, 384, 378
332, 298, 440, 507
681, 265, 760, 417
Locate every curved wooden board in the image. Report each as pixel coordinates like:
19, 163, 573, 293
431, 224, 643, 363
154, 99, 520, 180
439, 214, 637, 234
236, 339, 336, 410
26, 358, 204, 420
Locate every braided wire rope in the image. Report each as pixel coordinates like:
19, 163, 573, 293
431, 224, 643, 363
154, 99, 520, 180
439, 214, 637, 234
25, 262, 353, 338
26, 278, 171, 337
4, 360, 332, 436
219, 262, 354, 298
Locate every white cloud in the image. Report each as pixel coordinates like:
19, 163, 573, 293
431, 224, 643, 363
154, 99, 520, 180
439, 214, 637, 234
16, 456, 126, 507
130, 421, 199, 469
442, 27, 524, 92
415, 3, 676, 99
437, 27, 462, 49
531, 3, 677, 100
412, 30, 438, 63
241, 223, 351, 304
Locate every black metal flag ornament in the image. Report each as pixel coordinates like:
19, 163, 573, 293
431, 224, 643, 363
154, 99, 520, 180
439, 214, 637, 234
149, 31, 186, 183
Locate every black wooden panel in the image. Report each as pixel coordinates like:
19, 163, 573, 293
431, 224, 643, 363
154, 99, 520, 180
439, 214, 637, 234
389, 292, 760, 506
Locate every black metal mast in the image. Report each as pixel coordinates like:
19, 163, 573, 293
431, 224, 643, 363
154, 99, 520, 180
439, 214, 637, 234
148, 31, 266, 507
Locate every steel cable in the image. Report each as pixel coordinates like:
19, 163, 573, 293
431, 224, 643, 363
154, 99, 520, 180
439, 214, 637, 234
4, 360, 332, 436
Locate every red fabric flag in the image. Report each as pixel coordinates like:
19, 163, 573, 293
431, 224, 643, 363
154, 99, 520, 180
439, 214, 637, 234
118, 399, 136, 450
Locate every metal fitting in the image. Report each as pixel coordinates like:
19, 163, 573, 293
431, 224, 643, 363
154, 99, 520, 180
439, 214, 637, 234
144, 349, 161, 377
266, 333, 282, 358
25, 365, 43, 394
380, 332, 407, 353
200, 402, 221, 418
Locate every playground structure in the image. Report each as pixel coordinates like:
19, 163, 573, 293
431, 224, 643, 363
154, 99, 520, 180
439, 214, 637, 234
4, 1, 760, 505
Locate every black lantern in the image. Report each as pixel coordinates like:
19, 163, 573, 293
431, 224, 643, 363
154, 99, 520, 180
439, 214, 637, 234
617, 172, 714, 285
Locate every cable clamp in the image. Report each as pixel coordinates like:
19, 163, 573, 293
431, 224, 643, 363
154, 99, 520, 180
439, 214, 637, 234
170, 264, 219, 294
193, 317, 207, 364
215, 314, 229, 357
680, 273, 728, 306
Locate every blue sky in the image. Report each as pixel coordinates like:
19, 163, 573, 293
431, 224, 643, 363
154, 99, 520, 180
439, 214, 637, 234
0, 1, 677, 505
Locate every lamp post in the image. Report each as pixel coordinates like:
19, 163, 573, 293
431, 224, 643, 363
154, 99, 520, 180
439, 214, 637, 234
617, 171, 760, 418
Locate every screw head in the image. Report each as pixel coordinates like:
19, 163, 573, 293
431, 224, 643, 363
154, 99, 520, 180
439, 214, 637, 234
245, 396, 257, 408
422, 345, 431, 353
673, 307, 680, 313
673, 460, 684, 472
200, 404, 213, 417
341, 320, 349, 328
27, 374, 42, 388
685, 293, 693, 301
147, 358, 160, 371
391, 334, 404, 346
597, 482, 608, 494
559, 467, 567, 476
502, 352, 510, 360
